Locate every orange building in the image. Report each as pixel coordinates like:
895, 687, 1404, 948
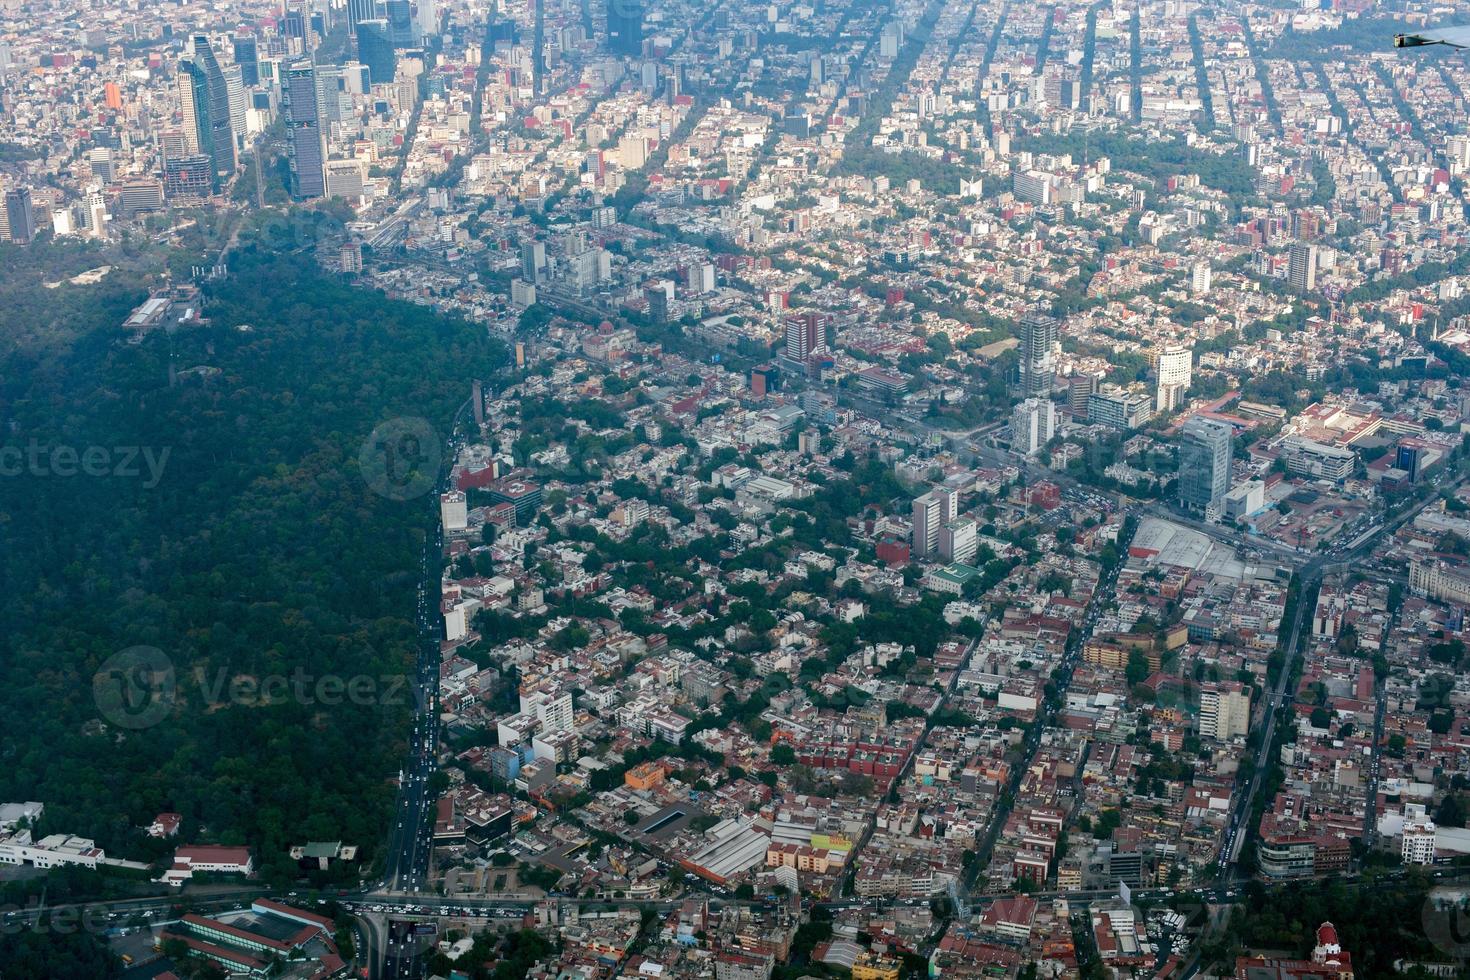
624, 760, 666, 791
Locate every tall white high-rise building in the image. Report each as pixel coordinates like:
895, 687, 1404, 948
1289, 241, 1318, 293
1155, 345, 1192, 412
88, 147, 115, 183
912, 493, 941, 558
911, 489, 958, 559
939, 517, 978, 565
1448, 135, 1470, 171
222, 64, 248, 148
177, 72, 200, 153
935, 487, 958, 523
783, 313, 828, 361
1402, 804, 1438, 865
522, 689, 574, 733
687, 262, 716, 294
84, 191, 108, 238
1199, 682, 1251, 740
1190, 260, 1211, 296
1011, 397, 1056, 456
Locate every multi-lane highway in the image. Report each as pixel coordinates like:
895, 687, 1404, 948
379, 476, 448, 898
374, 400, 476, 979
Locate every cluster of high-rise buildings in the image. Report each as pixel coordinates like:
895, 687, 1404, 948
0, 0, 446, 243
1008, 306, 1235, 513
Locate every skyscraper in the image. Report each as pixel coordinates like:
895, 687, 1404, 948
284, 63, 326, 199
1018, 311, 1059, 397
783, 313, 828, 360
1288, 241, 1318, 293
1190, 259, 1211, 296
1011, 397, 1056, 456
348, 0, 385, 33
1199, 682, 1251, 741
939, 518, 978, 565
1155, 345, 1192, 413
314, 64, 350, 125
1068, 372, 1099, 419
415, 0, 439, 38
88, 147, 115, 183
163, 154, 215, 198
911, 488, 958, 559
4, 187, 36, 244
222, 64, 248, 143
520, 241, 547, 281
158, 127, 188, 165
1178, 417, 1233, 512
233, 34, 259, 87
644, 283, 671, 323
355, 19, 396, 84
608, 0, 643, 56
179, 36, 236, 190
177, 63, 198, 148
284, 4, 307, 40
83, 190, 108, 239
912, 493, 941, 559
386, 0, 416, 46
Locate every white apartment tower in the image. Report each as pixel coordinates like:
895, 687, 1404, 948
1402, 805, 1438, 865
1190, 260, 1212, 296
1011, 397, 1056, 456
911, 488, 958, 559
1155, 345, 1192, 412
939, 517, 978, 565
1289, 241, 1318, 293
912, 493, 941, 559
521, 689, 574, 733
1199, 682, 1251, 740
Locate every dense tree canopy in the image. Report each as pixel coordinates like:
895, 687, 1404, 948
0, 250, 505, 884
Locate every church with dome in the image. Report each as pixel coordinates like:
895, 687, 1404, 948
1233, 921, 1353, 980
